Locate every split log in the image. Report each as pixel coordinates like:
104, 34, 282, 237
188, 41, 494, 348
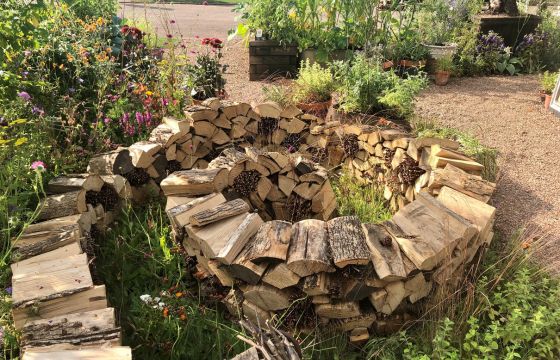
47, 174, 104, 194
246, 220, 292, 263
23, 213, 92, 236
207, 260, 235, 287
327, 216, 370, 268
349, 327, 369, 344
242, 300, 271, 324
215, 213, 263, 264
303, 273, 329, 296
362, 223, 407, 281
100, 175, 132, 200
160, 168, 228, 196
128, 141, 160, 168
38, 191, 87, 221
12, 285, 107, 330
11, 224, 82, 261
240, 283, 292, 311
404, 273, 432, 303
287, 219, 335, 277
167, 193, 226, 231
163, 116, 190, 134
261, 263, 300, 289
315, 301, 361, 319
87, 148, 134, 175
370, 281, 405, 315
229, 239, 269, 285
429, 164, 495, 203
189, 198, 250, 226
22, 347, 132, 360
436, 186, 496, 234
252, 102, 281, 119
406, 137, 459, 161
21, 308, 120, 349
184, 105, 219, 122
11, 253, 93, 308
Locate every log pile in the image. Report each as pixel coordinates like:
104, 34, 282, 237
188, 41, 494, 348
10, 99, 498, 354
163, 161, 496, 343
310, 124, 490, 212
9, 173, 132, 359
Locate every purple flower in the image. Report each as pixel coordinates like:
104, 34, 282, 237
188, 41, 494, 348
5, 286, 12, 295
17, 91, 32, 101
22, 71, 29, 78
162, 98, 169, 106
30, 161, 46, 172
32, 106, 45, 116
104, 117, 111, 125
135, 112, 144, 125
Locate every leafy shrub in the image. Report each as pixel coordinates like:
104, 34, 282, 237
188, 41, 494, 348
334, 55, 427, 118
189, 38, 228, 100
292, 60, 335, 104
541, 71, 559, 94
61, 0, 117, 19
436, 56, 454, 72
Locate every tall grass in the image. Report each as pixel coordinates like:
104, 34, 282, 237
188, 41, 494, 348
96, 201, 247, 359
411, 117, 499, 182
332, 172, 393, 223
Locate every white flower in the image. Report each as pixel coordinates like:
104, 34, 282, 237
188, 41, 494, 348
154, 297, 161, 303
158, 302, 166, 310
140, 294, 152, 303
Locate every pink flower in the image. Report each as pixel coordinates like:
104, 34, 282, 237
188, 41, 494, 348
31, 161, 46, 172
18, 91, 32, 101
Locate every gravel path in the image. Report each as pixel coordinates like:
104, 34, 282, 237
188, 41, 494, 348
415, 76, 560, 268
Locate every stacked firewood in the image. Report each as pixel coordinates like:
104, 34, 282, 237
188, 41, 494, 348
310, 123, 488, 212
161, 147, 336, 223
163, 160, 496, 343
9, 173, 133, 359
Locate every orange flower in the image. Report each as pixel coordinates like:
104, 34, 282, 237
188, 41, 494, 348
175, 292, 183, 298
66, 53, 74, 62
180, 313, 187, 321
163, 307, 169, 318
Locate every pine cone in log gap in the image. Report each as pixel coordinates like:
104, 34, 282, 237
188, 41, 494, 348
281, 133, 304, 153
85, 185, 119, 211
383, 148, 396, 168
342, 134, 359, 157
308, 146, 328, 164
124, 167, 151, 186
233, 170, 261, 197
258, 117, 279, 136
287, 193, 312, 222
394, 155, 425, 185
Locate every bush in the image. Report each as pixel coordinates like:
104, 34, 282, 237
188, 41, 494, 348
334, 55, 427, 118
292, 60, 335, 104
541, 71, 559, 94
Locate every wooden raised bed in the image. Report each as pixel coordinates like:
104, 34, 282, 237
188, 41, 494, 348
249, 40, 299, 81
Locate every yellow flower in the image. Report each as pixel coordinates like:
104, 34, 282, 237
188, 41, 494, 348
288, 8, 296, 20
66, 54, 74, 62
59, 64, 64, 70
145, 91, 153, 96
96, 17, 104, 26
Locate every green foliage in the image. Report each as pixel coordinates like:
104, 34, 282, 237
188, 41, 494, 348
188, 40, 228, 100
436, 56, 454, 72
292, 60, 335, 104
412, 118, 498, 181
333, 55, 427, 118
541, 71, 559, 94
96, 202, 247, 359
61, 0, 117, 19
332, 172, 392, 223
262, 84, 293, 108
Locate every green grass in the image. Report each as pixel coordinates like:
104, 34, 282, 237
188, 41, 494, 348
96, 201, 247, 359
129, 0, 240, 4
411, 117, 498, 182
332, 172, 393, 223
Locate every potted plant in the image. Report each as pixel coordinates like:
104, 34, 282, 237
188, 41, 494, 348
541, 71, 558, 110
435, 55, 454, 86
417, 0, 459, 59
392, 29, 429, 75
292, 60, 335, 113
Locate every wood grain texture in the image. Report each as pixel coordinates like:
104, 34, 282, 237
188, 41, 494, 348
189, 198, 250, 226
286, 219, 334, 277
246, 220, 292, 263
327, 216, 370, 268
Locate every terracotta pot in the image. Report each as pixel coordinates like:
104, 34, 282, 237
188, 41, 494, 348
383, 60, 394, 70
297, 99, 332, 113
539, 90, 546, 103
435, 70, 450, 86
544, 94, 552, 110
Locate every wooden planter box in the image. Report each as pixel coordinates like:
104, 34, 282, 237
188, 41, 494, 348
477, 14, 541, 48
249, 40, 299, 81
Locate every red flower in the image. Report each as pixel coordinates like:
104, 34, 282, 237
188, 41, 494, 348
201, 37, 223, 49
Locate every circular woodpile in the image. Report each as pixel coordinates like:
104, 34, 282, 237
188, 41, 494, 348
8, 99, 498, 357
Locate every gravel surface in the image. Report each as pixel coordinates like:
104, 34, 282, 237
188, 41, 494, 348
122, 3, 560, 267
415, 75, 560, 268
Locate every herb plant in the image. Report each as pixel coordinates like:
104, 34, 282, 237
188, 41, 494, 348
292, 60, 335, 104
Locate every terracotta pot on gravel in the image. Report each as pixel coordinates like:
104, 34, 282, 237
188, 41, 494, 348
539, 90, 547, 103
544, 94, 552, 110
435, 70, 451, 86
297, 98, 332, 114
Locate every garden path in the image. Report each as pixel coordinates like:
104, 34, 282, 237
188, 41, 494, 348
415, 76, 560, 270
